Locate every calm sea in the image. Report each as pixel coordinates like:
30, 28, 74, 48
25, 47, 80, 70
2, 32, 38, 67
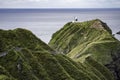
0, 8, 120, 43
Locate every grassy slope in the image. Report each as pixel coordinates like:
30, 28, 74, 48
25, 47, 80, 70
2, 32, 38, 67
0, 65, 16, 80
49, 19, 120, 80
0, 49, 51, 80
49, 19, 120, 64
84, 57, 114, 80
54, 54, 91, 80
0, 28, 53, 53
0, 28, 114, 80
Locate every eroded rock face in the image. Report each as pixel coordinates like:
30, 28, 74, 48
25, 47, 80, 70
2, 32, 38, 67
105, 48, 120, 80
90, 19, 112, 34
116, 31, 120, 35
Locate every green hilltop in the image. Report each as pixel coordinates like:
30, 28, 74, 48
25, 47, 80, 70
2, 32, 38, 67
49, 19, 120, 80
0, 19, 119, 80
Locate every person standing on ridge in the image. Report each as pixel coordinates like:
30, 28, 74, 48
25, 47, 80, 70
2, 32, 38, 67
75, 17, 78, 21
72, 17, 78, 23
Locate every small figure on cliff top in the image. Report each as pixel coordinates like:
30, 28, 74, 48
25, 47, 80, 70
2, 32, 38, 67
72, 17, 78, 23
75, 17, 78, 21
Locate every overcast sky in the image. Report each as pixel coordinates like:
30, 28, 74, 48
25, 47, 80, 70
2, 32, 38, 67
0, 0, 120, 8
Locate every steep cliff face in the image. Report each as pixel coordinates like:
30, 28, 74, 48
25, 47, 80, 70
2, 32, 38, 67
49, 19, 120, 80
0, 28, 114, 80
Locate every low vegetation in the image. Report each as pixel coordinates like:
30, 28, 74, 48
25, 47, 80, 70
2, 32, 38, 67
49, 19, 120, 80
0, 19, 119, 80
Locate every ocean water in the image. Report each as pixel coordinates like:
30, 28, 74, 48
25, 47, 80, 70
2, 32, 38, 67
0, 9, 120, 43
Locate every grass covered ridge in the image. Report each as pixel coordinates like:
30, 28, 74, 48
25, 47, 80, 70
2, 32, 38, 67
49, 19, 120, 80
0, 19, 118, 80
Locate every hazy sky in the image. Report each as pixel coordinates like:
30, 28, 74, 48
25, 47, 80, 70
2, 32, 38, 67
0, 0, 120, 8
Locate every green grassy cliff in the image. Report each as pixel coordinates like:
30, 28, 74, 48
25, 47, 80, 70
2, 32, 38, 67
0, 28, 115, 80
49, 19, 120, 80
